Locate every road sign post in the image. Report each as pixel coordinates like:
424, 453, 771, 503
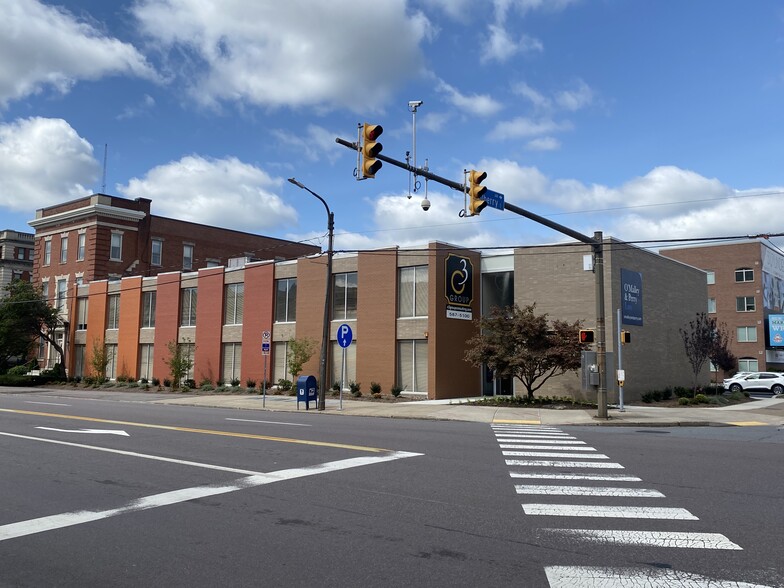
337, 324, 353, 411
262, 331, 271, 407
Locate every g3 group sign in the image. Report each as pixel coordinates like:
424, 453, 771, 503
445, 253, 473, 320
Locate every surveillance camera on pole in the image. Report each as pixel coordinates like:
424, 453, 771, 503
421, 197, 431, 211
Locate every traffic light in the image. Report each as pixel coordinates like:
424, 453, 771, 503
579, 329, 595, 344
360, 123, 383, 179
467, 169, 487, 216
621, 330, 631, 344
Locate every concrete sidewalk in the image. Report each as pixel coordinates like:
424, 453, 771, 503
150, 392, 784, 427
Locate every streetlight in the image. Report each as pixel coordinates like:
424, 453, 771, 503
287, 178, 334, 411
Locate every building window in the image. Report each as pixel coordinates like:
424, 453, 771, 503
56, 279, 67, 311
74, 344, 86, 378
16, 248, 24, 260
41, 280, 49, 302
110, 233, 122, 261
105, 344, 118, 380
183, 244, 194, 270
331, 341, 356, 389
398, 339, 428, 394
43, 239, 51, 265
142, 291, 156, 328
77, 233, 85, 261
222, 343, 242, 382
738, 358, 759, 372
398, 266, 428, 318
275, 278, 297, 322
107, 294, 120, 329
224, 283, 244, 325
178, 342, 195, 381
707, 298, 716, 313
139, 344, 154, 381
735, 268, 754, 283
736, 296, 755, 312
737, 327, 757, 343
151, 239, 163, 266
273, 341, 292, 383
76, 297, 88, 330
60, 236, 68, 263
332, 272, 358, 321
706, 271, 715, 285
180, 287, 197, 326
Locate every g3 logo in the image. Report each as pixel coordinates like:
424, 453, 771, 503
445, 253, 473, 307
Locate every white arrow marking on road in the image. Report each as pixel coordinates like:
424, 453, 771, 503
35, 427, 129, 437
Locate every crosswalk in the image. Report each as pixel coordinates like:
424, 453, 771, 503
492, 423, 774, 588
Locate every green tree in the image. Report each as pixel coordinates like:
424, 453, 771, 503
287, 337, 316, 381
681, 313, 736, 390
165, 339, 194, 389
464, 304, 586, 399
0, 280, 64, 373
89, 338, 110, 382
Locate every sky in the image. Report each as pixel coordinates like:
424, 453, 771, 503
2, 0, 784, 256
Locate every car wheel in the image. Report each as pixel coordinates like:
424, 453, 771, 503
772, 384, 784, 395
729, 383, 742, 393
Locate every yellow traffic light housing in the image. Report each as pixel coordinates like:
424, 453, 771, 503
579, 329, 595, 344
360, 123, 383, 179
621, 330, 631, 344
468, 169, 487, 216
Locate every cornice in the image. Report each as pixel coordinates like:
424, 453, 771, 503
28, 203, 146, 230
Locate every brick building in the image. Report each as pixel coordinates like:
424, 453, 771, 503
0, 229, 34, 296
661, 240, 784, 376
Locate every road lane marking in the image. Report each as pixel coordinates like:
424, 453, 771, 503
506, 460, 624, 469
500, 444, 595, 451
225, 418, 311, 427
24, 401, 71, 407
546, 529, 742, 550
545, 566, 772, 587
495, 433, 576, 439
726, 421, 769, 426
497, 438, 586, 444
503, 451, 609, 459
36, 427, 129, 436
0, 408, 385, 453
511, 472, 641, 481
515, 485, 664, 497
0, 451, 423, 542
524, 505, 697, 519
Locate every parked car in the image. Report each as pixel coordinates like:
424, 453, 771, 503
724, 372, 784, 394
721, 372, 754, 387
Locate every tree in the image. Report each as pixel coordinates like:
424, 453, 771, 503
165, 339, 194, 389
0, 280, 64, 372
464, 304, 586, 399
287, 337, 316, 381
89, 338, 110, 382
680, 312, 736, 390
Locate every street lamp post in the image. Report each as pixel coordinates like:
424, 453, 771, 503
287, 178, 334, 411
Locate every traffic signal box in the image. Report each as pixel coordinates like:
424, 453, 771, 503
579, 329, 595, 344
468, 169, 487, 216
360, 123, 383, 179
621, 330, 631, 344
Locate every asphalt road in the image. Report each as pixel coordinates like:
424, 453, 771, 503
1, 391, 782, 587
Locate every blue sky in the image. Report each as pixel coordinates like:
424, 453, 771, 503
2, 0, 784, 254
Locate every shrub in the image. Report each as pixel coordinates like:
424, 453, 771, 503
151, 377, 160, 387
390, 385, 403, 397
729, 391, 745, 401
673, 386, 690, 398
641, 392, 654, 403
678, 397, 690, 405
661, 387, 673, 401
246, 379, 257, 390
370, 382, 382, 394
277, 379, 292, 392
140, 378, 148, 384
230, 378, 240, 387
184, 379, 196, 389
7, 364, 31, 376
200, 383, 215, 391
163, 378, 172, 388
332, 381, 341, 391
694, 393, 709, 404
199, 378, 213, 388
349, 381, 361, 397
126, 381, 139, 388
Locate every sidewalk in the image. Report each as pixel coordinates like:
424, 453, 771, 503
150, 392, 784, 427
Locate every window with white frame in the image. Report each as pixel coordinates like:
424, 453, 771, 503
183, 244, 194, 270
139, 344, 154, 381
331, 341, 356, 389
736, 296, 755, 312
77, 233, 85, 261
43, 239, 51, 265
60, 236, 68, 263
275, 278, 297, 322
151, 239, 163, 266
56, 279, 67, 311
737, 326, 757, 342
332, 272, 358, 320
397, 339, 428, 394
707, 298, 716, 313
142, 291, 156, 328
76, 297, 88, 330
110, 233, 122, 261
107, 294, 120, 329
272, 341, 292, 383
706, 271, 715, 285
398, 266, 428, 318
224, 283, 244, 325
222, 343, 242, 382
180, 288, 197, 326
105, 344, 117, 380
738, 358, 759, 372
735, 268, 754, 282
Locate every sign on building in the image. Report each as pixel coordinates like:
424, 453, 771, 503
445, 253, 473, 320
768, 314, 784, 347
621, 268, 643, 326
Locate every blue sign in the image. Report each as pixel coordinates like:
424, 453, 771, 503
621, 268, 643, 326
261, 342, 270, 355
769, 315, 784, 347
337, 323, 353, 348
481, 189, 505, 211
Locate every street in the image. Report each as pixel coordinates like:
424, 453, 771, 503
1, 390, 782, 587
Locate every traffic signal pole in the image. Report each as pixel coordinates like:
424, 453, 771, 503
335, 136, 609, 419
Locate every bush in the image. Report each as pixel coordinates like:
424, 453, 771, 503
641, 392, 654, 404
151, 377, 160, 387
230, 378, 240, 387
163, 378, 172, 388
200, 383, 215, 391
370, 382, 382, 394
661, 387, 673, 401
199, 378, 213, 388
7, 364, 31, 376
277, 379, 292, 392
694, 393, 709, 404
390, 385, 403, 397
678, 397, 690, 405
246, 379, 256, 390
349, 381, 361, 397
673, 386, 691, 398
729, 391, 745, 401
183, 379, 196, 389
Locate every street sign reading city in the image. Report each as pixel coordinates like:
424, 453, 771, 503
337, 323, 353, 348
480, 189, 505, 211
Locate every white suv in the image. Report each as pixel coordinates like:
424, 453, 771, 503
724, 372, 784, 395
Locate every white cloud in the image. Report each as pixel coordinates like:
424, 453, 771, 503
272, 124, 343, 164
116, 94, 156, 120
481, 25, 543, 63
512, 82, 551, 110
118, 155, 298, 231
0, 117, 99, 212
132, 0, 431, 112
555, 79, 594, 111
488, 116, 572, 140
0, 0, 157, 108
526, 137, 560, 151
438, 80, 503, 117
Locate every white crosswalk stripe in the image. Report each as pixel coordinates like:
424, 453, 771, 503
510, 472, 642, 482
522, 504, 697, 519
515, 485, 664, 497
499, 444, 596, 450
503, 450, 609, 459
506, 459, 625, 468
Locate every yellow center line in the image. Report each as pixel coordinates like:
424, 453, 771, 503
725, 421, 770, 427
0, 408, 387, 453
